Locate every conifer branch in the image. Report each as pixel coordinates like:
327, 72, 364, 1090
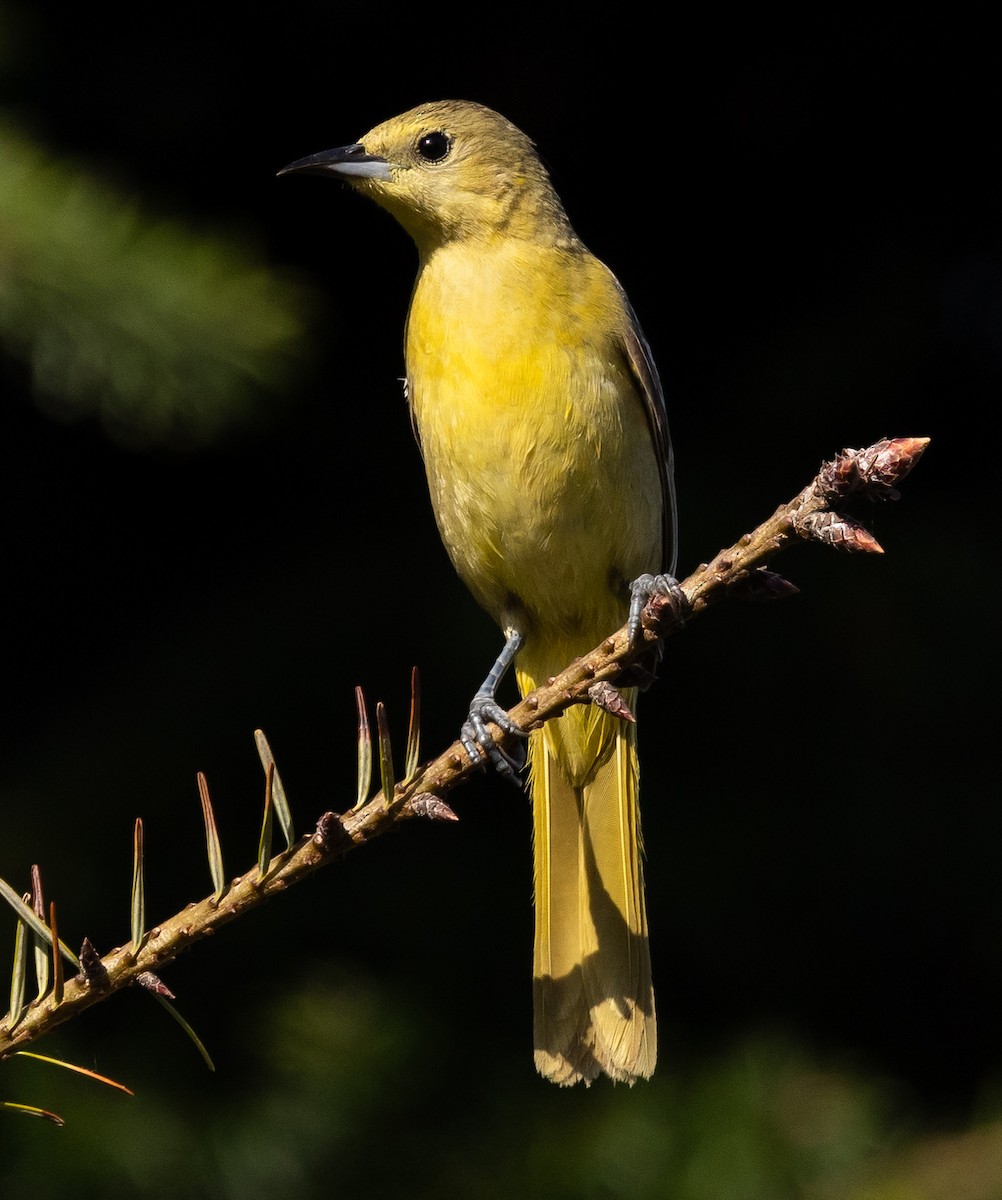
0, 435, 928, 1060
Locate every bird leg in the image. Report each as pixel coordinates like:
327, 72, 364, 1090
461, 627, 529, 780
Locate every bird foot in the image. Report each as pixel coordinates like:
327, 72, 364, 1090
461, 694, 528, 782
628, 572, 685, 646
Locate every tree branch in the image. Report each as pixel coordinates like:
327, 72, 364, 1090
0, 435, 929, 1059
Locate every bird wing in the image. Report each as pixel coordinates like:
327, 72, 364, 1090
618, 295, 677, 577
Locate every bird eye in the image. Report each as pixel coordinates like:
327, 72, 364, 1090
416, 131, 451, 162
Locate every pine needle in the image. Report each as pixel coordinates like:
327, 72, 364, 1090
48, 902, 63, 1005
376, 702, 395, 804
149, 994, 215, 1072
197, 772, 226, 902
131, 819, 145, 955
0, 876, 78, 969
405, 666, 421, 780
1, 1100, 65, 1126
7, 899, 29, 1027
15, 1051, 134, 1096
31, 866, 48, 999
354, 686, 372, 811
254, 730, 294, 850
258, 762, 274, 880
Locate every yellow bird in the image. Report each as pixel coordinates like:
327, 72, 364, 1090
280, 101, 676, 1086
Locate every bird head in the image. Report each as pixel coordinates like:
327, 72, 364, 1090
278, 100, 574, 253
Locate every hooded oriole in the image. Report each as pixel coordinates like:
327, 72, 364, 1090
281, 101, 676, 1085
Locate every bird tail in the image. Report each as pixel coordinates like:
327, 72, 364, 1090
521, 673, 656, 1086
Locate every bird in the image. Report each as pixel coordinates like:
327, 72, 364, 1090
280, 101, 676, 1086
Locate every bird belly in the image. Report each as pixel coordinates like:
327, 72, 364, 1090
409, 326, 661, 644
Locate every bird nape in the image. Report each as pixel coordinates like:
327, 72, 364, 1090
280, 100, 675, 1086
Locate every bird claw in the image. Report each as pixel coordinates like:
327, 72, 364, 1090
461, 694, 528, 782
628, 572, 685, 646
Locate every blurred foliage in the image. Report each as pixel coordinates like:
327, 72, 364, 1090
0, 119, 313, 447
2, 968, 1000, 1199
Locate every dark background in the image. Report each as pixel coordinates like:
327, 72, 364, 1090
1, 9, 996, 1197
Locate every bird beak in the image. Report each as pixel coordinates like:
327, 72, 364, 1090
277, 143, 393, 182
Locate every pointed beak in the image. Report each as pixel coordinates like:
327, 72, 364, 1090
277, 143, 393, 182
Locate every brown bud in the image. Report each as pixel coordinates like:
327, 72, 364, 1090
405, 793, 459, 822
79, 937, 109, 990
314, 811, 352, 851
588, 681, 637, 722
800, 510, 884, 553
818, 436, 930, 503
732, 567, 800, 602
135, 971, 175, 1000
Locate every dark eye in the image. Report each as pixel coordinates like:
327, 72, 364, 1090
416, 131, 451, 162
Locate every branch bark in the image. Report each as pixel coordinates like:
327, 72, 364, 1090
0, 435, 929, 1059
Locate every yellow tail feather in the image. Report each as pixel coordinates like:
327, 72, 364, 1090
528, 695, 656, 1086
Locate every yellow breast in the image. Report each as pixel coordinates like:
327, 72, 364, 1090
405, 239, 662, 646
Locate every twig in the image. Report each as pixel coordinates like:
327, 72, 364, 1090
0, 435, 928, 1059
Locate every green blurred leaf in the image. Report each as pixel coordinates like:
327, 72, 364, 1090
0, 119, 314, 447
